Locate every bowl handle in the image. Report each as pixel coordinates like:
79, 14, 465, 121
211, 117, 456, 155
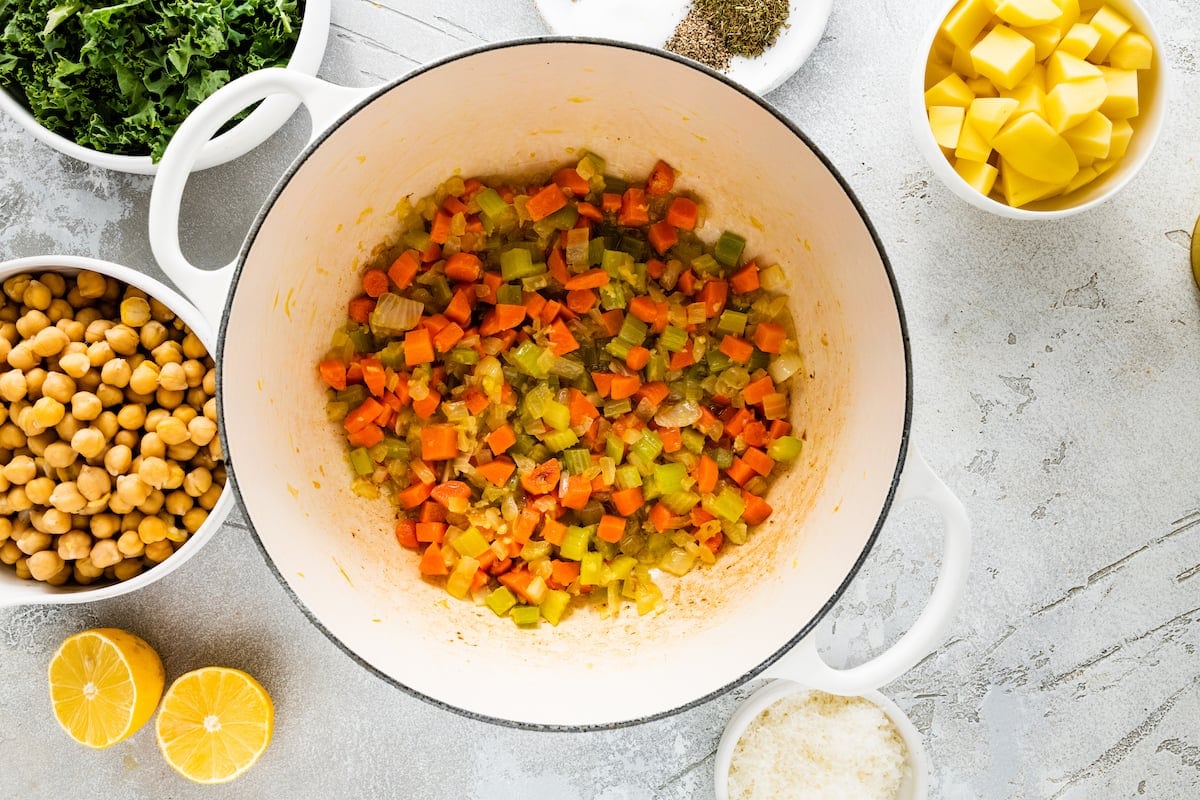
763, 444, 971, 692
149, 68, 368, 327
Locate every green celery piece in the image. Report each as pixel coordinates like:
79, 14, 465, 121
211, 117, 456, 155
617, 234, 648, 262
542, 428, 579, 452
450, 527, 490, 559
446, 556, 480, 599
713, 231, 747, 268
476, 188, 510, 219
527, 443, 552, 464
641, 472, 662, 501
598, 282, 628, 311
645, 353, 667, 382
706, 349, 733, 372
706, 486, 746, 522
690, 253, 720, 277
587, 238, 606, 266
713, 448, 734, 469
511, 341, 548, 378
653, 462, 688, 494
367, 441, 390, 463
543, 204, 579, 231
325, 401, 348, 423
496, 283, 523, 306
630, 430, 664, 463
348, 447, 374, 476
347, 328, 374, 353
716, 310, 748, 337
447, 347, 480, 366
748, 348, 770, 372
580, 551, 604, 586
501, 248, 546, 281
510, 432, 536, 457
659, 325, 688, 352
523, 382, 552, 418
605, 433, 626, 462
661, 491, 701, 514
681, 428, 705, 455
522, 273, 551, 292
601, 249, 634, 278
617, 314, 648, 345
768, 435, 804, 462
485, 586, 518, 616
520, 539, 553, 561
614, 464, 643, 490
428, 274, 453, 307
576, 152, 606, 179
605, 339, 632, 360
559, 526, 591, 561
603, 398, 633, 418
384, 438, 411, 461
542, 399, 571, 431
378, 341, 406, 369
540, 589, 571, 625
404, 229, 433, 252
609, 555, 638, 580
562, 448, 592, 475
511, 605, 541, 626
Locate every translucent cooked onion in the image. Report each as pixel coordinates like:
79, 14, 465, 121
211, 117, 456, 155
769, 351, 804, 384
370, 292, 423, 335
654, 400, 702, 428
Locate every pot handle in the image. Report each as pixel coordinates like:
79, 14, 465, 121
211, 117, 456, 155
763, 445, 971, 692
149, 68, 368, 327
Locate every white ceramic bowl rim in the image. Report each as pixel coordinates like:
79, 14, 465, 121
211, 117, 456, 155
210, 37, 915, 731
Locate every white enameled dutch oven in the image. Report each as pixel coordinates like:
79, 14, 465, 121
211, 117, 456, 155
147, 40, 971, 729
0, 255, 235, 608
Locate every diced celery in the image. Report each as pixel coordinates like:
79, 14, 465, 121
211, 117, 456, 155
542, 204, 579, 232
661, 491, 701, 514
522, 273, 551, 292
706, 349, 732, 372
496, 283, 523, 306
540, 589, 571, 626
542, 428, 579, 452
520, 539, 553, 561
716, 310, 748, 337
347, 328, 374, 353
450, 527, 490, 559
587, 237, 606, 266
326, 401, 348, 423
768, 435, 804, 462
604, 398, 632, 418
384, 438, 411, 461
350, 477, 379, 499
603, 175, 628, 194
641, 473, 662, 501
630, 430, 664, 463
748, 348, 770, 372
510, 341, 549, 377
713, 447, 734, 469
446, 556, 480, 600
605, 339, 632, 360
609, 555, 638, 580
645, 353, 666, 382
616, 314, 648, 346
562, 448, 592, 475
447, 347, 480, 366
511, 605, 541, 626
614, 464, 643, 490
681, 428, 705, 455
653, 462, 688, 494
576, 151, 606, 179
659, 325, 688, 352
705, 486, 746, 522
476, 188, 510, 219
602, 249, 634, 277
378, 341, 406, 369
690, 253, 720, 276
605, 433, 626, 462
559, 526, 591, 561
617, 234, 647, 262
501, 248, 546, 281
523, 382, 552, 418
580, 551, 604, 586
485, 586, 518, 616
713, 231, 747, 268
348, 447, 374, 476
598, 282, 628, 311
542, 399, 571, 431
659, 547, 696, 577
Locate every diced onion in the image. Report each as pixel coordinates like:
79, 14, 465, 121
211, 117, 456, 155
769, 352, 805, 384
370, 292, 423, 335
654, 400, 702, 428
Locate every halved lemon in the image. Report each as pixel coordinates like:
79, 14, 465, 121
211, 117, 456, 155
48, 628, 165, 749
156, 666, 274, 784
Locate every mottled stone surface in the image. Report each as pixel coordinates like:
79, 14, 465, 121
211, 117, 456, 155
2, 1, 1199, 797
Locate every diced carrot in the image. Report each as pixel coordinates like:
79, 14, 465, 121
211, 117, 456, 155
431, 482, 471, 515
419, 239, 442, 264
625, 345, 651, 371
695, 455, 719, 494
362, 269, 390, 298
677, 270, 696, 296
443, 288, 474, 325
725, 407, 754, 437
443, 195, 468, 215
618, 187, 650, 227
547, 247, 570, 286
462, 178, 484, 197
601, 192, 622, 213
526, 183, 569, 221
344, 397, 385, 433
647, 220, 678, 255
647, 258, 666, 280
730, 262, 760, 294
609, 374, 642, 400
373, 401, 393, 426
419, 425, 459, 461
658, 427, 682, 453
669, 342, 696, 370
404, 328, 435, 366
548, 560, 580, 589
541, 517, 568, 546
470, 569, 489, 592
743, 447, 776, 476
742, 491, 773, 525
576, 201, 603, 222
635, 381, 670, 407
486, 424, 517, 455
652, 301, 669, 333
347, 295, 375, 324
559, 474, 592, 509
591, 371, 614, 398
521, 459, 562, 495
540, 299, 564, 325
444, 252, 482, 282
565, 389, 599, 424
700, 530, 724, 555
564, 269, 610, 290
419, 501, 446, 523
412, 389, 441, 419
387, 250, 420, 289
432, 322, 465, 353
487, 556, 514, 576
358, 358, 385, 396
666, 196, 698, 230
479, 304, 526, 336
691, 507, 716, 526
742, 420, 770, 446
646, 159, 676, 196
393, 374, 411, 406
429, 210, 452, 244
318, 359, 347, 391
597, 514, 627, 544
419, 542, 449, 576
395, 519, 418, 549
769, 419, 793, 440
599, 309, 624, 337
742, 376, 776, 406
397, 481, 434, 509
421, 313, 450, 336
415, 521, 447, 544
566, 289, 596, 314
726, 457, 756, 486
547, 319, 580, 356
498, 569, 537, 603
629, 295, 658, 324
611, 487, 644, 517
462, 387, 490, 415
698, 279, 728, 317
513, 507, 541, 544
552, 166, 590, 196
648, 502, 685, 531
523, 291, 547, 320
477, 457, 516, 486
753, 321, 787, 354
346, 423, 384, 448
478, 271, 503, 305
718, 335, 755, 363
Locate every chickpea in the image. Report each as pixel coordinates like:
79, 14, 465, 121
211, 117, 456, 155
27, 550, 64, 581
0, 339, 9, 364
115, 474, 152, 506
116, 404, 146, 431
24, 367, 47, 398
23, 281, 52, 310
156, 417, 190, 446
13, 558, 30, 580
7, 343, 38, 371
41, 372, 75, 403
140, 320, 168, 350
99, 358, 131, 388
128, 361, 159, 395
207, 438, 222, 462
148, 297, 174, 322
71, 427, 106, 459
73, 565, 97, 585
76, 371, 101, 393
163, 463, 185, 490
76, 465, 111, 501
0, 423, 25, 452
113, 560, 142, 581
0, 322, 15, 342
0, 540, 21, 564
0, 517, 10, 542
16, 528, 51, 554
74, 557, 103, 579
182, 359, 205, 388
15, 407, 45, 438
57, 352, 90, 379
139, 489, 165, 515
0, 369, 27, 402
57, 319, 85, 343
24, 477, 55, 505
76, 271, 107, 299
90, 513, 120, 539
15, 310, 49, 338
183, 467, 213, 498
45, 299, 73, 324
54, 414, 83, 443
125, 390, 154, 406
157, 362, 188, 392
155, 388, 184, 409
165, 490, 193, 516
74, 307, 100, 328
181, 332, 207, 359
164, 524, 188, 543
3, 274, 30, 303
137, 456, 169, 489
44, 562, 72, 585
102, 277, 122, 301
95, 384, 123, 409
186, 388, 208, 410
2, 454, 36, 485
137, 515, 169, 544
107, 493, 135, 515
84, 319, 113, 344
37, 272, 65, 297
141, 409, 166, 432
151, 341, 182, 366
167, 442, 199, 461
105, 324, 139, 355
57, 531, 92, 561
117, 530, 145, 557
119, 297, 151, 328
121, 511, 144, 532
41, 441, 74, 470
198, 484, 222, 511
31, 327, 69, 358
70, 391, 102, 421
87, 341, 116, 369
89, 538, 121, 569
35, 508, 72, 534
6, 487, 31, 512
94, 411, 119, 440
32, 396, 65, 427
104, 444, 132, 476
172, 406, 198, 425
144, 539, 173, 564
203, 369, 217, 395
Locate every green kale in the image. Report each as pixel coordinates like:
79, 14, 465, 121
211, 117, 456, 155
0, 0, 303, 161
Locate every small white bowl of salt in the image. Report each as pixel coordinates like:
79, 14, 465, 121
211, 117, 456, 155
714, 681, 929, 800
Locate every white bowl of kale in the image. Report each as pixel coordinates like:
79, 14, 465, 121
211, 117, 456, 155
0, 0, 330, 175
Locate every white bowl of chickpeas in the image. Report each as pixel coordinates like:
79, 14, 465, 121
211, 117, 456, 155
0, 255, 231, 606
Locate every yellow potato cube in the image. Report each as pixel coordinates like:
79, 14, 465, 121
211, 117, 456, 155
1108, 118, 1133, 158
1015, 24, 1064, 59
1058, 22, 1101, 60
972, 26, 1037, 89
955, 158, 1001, 196
1107, 31, 1153, 70
1098, 65, 1138, 118
926, 59, 956, 88
1061, 111, 1113, 158
926, 73, 976, 107
1093, 158, 1117, 174
992, 112, 1079, 183
995, 0, 1063, 27
1051, 0, 1081, 33
998, 160, 1069, 206
1046, 50, 1103, 85
1018, 62, 1048, 89
1064, 165, 1100, 194
1087, 5, 1131, 63
930, 106, 967, 148
1079, 0, 1104, 11
933, 31, 958, 64
966, 96, 1021, 140
1002, 83, 1048, 116
954, 45, 981, 79
942, 0, 996, 49
967, 76, 1000, 97
1045, 75, 1107, 130
955, 122, 994, 162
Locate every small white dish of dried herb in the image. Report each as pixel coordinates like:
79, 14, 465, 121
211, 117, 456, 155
0, 0, 330, 175
534, 0, 832, 95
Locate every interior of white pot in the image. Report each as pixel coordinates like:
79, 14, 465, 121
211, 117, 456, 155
220, 42, 908, 727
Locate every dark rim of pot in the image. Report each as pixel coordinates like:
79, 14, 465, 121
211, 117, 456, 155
214, 36, 913, 733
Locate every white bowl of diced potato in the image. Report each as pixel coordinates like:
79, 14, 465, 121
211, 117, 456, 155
912, 0, 1166, 217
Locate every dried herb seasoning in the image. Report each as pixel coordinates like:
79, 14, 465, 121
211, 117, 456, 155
665, 8, 732, 72
665, 0, 790, 68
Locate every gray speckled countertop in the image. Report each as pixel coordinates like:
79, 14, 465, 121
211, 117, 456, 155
2, 1, 1199, 798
